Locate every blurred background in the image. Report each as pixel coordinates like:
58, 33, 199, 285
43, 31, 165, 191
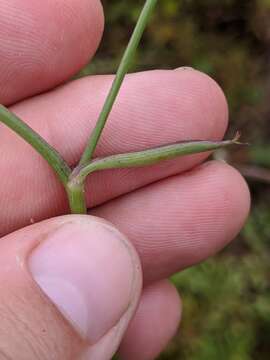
79, 0, 270, 358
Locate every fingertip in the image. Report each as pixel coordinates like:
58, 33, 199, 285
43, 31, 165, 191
35, 0, 105, 87
80, 0, 104, 61
174, 67, 229, 140
197, 160, 251, 250
92, 159, 251, 282
223, 160, 251, 220
119, 280, 181, 360
0, 0, 105, 104
155, 280, 182, 330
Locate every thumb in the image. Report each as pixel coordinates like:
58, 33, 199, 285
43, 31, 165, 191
0, 215, 142, 360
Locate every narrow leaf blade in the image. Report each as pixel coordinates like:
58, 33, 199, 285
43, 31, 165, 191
75, 133, 245, 183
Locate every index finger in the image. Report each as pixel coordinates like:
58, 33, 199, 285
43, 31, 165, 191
0, 0, 104, 105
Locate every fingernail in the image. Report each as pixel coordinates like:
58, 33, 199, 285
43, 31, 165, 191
28, 217, 137, 343
175, 66, 195, 71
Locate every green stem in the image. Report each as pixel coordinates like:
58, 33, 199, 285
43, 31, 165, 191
73, 135, 243, 185
79, 0, 158, 167
66, 181, 87, 214
0, 105, 71, 185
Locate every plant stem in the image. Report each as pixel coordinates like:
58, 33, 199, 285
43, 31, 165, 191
78, 0, 158, 167
73, 135, 243, 185
66, 180, 87, 214
0, 105, 71, 185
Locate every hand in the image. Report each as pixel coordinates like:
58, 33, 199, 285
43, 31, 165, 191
0, 1, 250, 359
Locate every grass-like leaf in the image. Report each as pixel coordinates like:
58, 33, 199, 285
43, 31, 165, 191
72, 133, 244, 185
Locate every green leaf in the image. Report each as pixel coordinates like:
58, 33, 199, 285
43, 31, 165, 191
72, 133, 244, 185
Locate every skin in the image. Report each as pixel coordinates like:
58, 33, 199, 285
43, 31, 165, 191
0, 0, 250, 359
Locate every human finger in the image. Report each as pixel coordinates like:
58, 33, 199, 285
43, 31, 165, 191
0, 215, 142, 359
118, 280, 181, 360
92, 161, 250, 283
0, 0, 104, 105
0, 69, 228, 235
